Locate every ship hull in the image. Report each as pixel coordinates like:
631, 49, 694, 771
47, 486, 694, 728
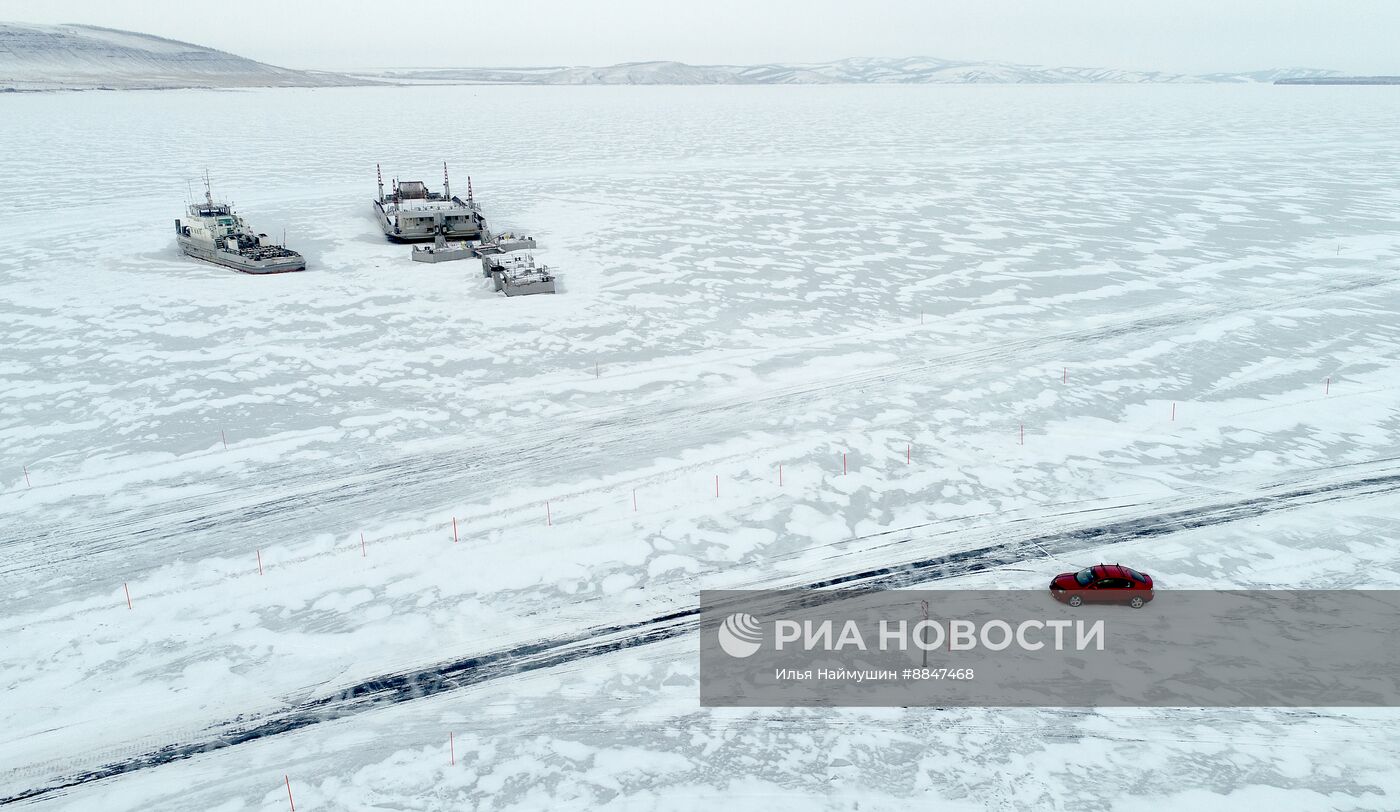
411, 246, 474, 263
177, 237, 305, 274
373, 200, 487, 243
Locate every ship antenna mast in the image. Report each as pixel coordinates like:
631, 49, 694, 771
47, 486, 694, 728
467, 175, 473, 204
376, 163, 384, 201
203, 169, 213, 207
443, 162, 450, 199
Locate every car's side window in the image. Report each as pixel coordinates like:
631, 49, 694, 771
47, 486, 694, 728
1098, 578, 1130, 588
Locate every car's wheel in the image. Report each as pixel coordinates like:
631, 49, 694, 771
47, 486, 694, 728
1130, 596, 1144, 609
1068, 595, 1083, 607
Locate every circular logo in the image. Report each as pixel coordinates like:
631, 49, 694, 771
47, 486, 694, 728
717, 612, 763, 658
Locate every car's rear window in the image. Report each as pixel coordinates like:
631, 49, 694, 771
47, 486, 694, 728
1125, 568, 1147, 583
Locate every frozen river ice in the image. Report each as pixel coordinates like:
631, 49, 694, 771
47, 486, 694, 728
1, 84, 1399, 809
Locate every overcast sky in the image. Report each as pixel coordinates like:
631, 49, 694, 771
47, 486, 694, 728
2, 0, 1397, 74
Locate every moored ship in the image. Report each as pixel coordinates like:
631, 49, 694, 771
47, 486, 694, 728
175, 178, 304, 274
374, 163, 487, 243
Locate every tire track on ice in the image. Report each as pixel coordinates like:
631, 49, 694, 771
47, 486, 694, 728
4, 465, 1397, 805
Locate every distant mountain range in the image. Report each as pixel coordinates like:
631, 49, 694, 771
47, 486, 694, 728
0, 22, 1361, 92
369, 58, 1346, 86
0, 23, 368, 91
1275, 75, 1400, 85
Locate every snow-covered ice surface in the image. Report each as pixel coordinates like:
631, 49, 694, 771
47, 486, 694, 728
2, 84, 1399, 809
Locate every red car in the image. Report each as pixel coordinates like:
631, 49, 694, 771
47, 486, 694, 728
1050, 564, 1154, 608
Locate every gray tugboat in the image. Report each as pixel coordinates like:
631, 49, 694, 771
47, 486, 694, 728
374, 163, 487, 243
175, 177, 304, 274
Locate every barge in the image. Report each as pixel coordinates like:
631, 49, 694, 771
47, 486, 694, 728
374, 163, 487, 243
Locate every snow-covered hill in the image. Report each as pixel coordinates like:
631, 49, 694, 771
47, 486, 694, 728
2, 23, 1340, 91
545, 60, 745, 85
372, 56, 1342, 86
0, 23, 369, 91
1200, 67, 1348, 83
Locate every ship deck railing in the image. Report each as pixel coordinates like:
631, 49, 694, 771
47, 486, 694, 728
380, 196, 480, 215
504, 268, 554, 285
